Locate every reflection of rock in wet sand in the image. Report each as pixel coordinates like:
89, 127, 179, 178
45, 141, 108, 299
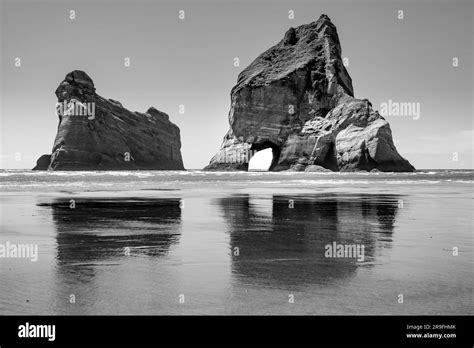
218, 194, 400, 287
38, 197, 182, 263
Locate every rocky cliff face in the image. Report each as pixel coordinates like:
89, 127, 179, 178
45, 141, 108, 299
33, 70, 184, 170
205, 15, 415, 172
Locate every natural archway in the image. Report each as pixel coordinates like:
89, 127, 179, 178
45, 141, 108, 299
248, 141, 281, 171
321, 142, 339, 171
248, 148, 273, 171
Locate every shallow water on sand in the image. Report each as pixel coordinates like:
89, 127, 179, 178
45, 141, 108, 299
0, 170, 472, 314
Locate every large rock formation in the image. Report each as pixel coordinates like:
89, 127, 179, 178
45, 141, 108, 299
34, 70, 184, 170
205, 15, 414, 172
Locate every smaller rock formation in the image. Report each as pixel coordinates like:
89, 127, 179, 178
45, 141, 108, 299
34, 70, 184, 170
32, 155, 51, 170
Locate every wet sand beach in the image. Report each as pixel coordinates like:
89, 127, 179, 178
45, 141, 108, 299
0, 170, 472, 314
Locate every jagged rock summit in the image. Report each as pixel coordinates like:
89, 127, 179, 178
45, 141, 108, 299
33, 70, 184, 170
205, 14, 415, 172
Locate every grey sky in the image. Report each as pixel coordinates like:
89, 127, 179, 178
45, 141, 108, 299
1, 0, 472, 169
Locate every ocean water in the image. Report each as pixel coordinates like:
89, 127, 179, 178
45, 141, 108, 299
0, 170, 472, 315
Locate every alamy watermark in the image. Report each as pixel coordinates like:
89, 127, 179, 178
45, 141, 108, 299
0, 241, 38, 262
380, 99, 420, 120
221, 149, 259, 164
55, 99, 96, 120
324, 242, 365, 262
18, 322, 55, 341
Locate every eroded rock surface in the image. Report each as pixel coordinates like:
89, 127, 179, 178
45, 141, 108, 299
205, 15, 414, 172
34, 70, 184, 170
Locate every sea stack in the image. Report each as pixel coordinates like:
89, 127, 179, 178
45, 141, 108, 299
33, 70, 184, 170
205, 15, 415, 172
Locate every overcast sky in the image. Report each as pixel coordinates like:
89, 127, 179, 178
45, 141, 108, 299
1, 0, 472, 169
